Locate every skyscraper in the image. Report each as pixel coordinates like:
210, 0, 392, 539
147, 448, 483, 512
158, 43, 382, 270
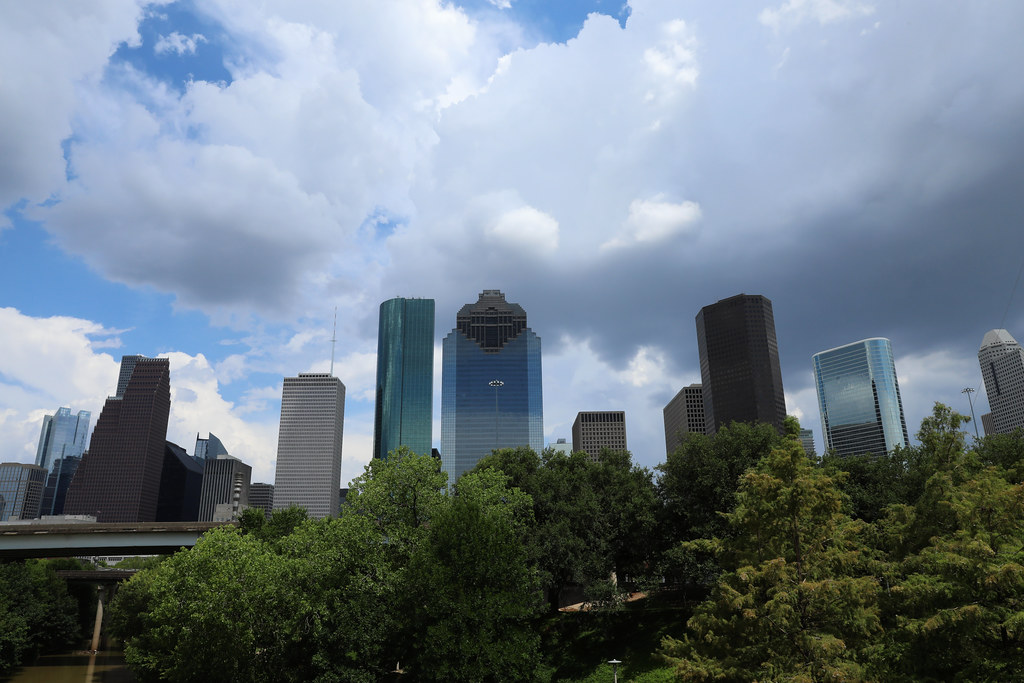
799, 429, 817, 459
35, 407, 90, 471
199, 454, 252, 522
273, 373, 345, 519
663, 383, 705, 455
249, 482, 274, 520
440, 290, 543, 484
155, 441, 204, 522
64, 356, 171, 522
194, 432, 229, 462
572, 411, 627, 460
978, 329, 1024, 434
813, 338, 909, 457
39, 455, 80, 517
0, 463, 47, 521
696, 294, 787, 434
373, 297, 435, 459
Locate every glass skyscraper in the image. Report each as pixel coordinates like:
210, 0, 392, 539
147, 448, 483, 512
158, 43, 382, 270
813, 338, 909, 457
440, 290, 543, 485
373, 297, 435, 460
35, 407, 91, 471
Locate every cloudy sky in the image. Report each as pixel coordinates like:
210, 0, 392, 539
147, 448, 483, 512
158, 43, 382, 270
3, 0, 1023, 486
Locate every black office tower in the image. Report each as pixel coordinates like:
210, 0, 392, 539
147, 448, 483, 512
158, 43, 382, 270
696, 294, 786, 434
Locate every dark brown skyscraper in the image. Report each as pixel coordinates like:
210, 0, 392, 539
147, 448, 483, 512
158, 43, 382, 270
64, 356, 171, 522
696, 294, 786, 434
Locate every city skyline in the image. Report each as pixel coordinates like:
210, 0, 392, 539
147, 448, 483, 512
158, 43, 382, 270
3, 2, 1024, 485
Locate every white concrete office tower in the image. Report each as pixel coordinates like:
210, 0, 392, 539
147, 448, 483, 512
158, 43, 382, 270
813, 338, 909, 457
978, 329, 1024, 434
35, 407, 91, 471
273, 373, 345, 519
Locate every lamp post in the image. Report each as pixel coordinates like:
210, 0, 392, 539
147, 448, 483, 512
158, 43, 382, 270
962, 387, 980, 439
608, 659, 621, 683
489, 379, 504, 450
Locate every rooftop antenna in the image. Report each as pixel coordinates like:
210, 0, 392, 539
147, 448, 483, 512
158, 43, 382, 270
329, 307, 338, 376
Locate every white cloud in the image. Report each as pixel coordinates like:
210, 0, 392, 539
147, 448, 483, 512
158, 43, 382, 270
488, 205, 560, 254
602, 196, 701, 250
154, 31, 206, 55
759, 0, 875, 32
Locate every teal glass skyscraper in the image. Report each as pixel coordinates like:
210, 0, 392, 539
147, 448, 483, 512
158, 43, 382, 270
373, 297, 435, 459
440, 290, 543, 484
813, 338, 909, 457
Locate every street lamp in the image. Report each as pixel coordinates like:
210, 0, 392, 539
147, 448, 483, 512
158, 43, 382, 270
962, 387, 980, 439
489, 380, 504, 450
608, 659, 621, 683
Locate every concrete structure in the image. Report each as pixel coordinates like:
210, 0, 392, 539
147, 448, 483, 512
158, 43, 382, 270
199, 455, 252, 522
572, 411, 627, 460
248, 483, 274, 520
663, 383, 705, 455
979, 329, 1024, 434
0, 463, 47, 521
35, 407, 91, 471
982, 412, 995, 436
549, 438, 572, 455
64, 356, 171, 522
156, 441, 203, 522
813, 338, 909, 457
441, 290, 543, 484
696, 294, 787, 434
0, 521, 229, 560
799, 429, 817, 458
273, 373, 345, 519
373, 297, 435, 459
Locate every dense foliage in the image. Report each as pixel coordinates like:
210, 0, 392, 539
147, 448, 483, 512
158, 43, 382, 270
0, 559, 82, 674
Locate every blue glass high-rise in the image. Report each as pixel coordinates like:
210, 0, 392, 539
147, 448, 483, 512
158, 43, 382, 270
440, 290, 543, 484
813, 338, 909, 457
35, 407, 91, 471
373, 297, 435, 460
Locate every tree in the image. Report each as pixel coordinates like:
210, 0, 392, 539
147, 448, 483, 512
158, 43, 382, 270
0, 560, 80, 674
660, 437, 882, 681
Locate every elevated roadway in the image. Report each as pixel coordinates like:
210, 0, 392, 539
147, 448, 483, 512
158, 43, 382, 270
0, 521, 232, 560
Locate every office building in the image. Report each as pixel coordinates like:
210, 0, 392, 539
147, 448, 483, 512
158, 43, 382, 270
39, 455, 81, 517
696, 294, 787, 434
64, 355, 171, 522
199, 454, 252, 522
373, 297, 435, 459
0, 463, 47, 521
813, 338, 909, 457
982, 412, 995, 436
35, 407, 90, 471
273, 373, 345, 519
156, 441, 204, 522
440, 290, 543, 484
249, 483, 274, 520
663, 383, 705, 454
549, 438, 572, 455
979, 329, 1024, 434
799, 429, 817, 459
194, 432, 229, 462
572, 411, 627, 460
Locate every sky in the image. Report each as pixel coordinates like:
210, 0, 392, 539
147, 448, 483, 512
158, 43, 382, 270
2, 0, 1024, 487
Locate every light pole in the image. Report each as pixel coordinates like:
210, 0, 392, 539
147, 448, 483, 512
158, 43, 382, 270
608, 659, 621, 683
489, 379, 504, 450
962, 387, 980, 439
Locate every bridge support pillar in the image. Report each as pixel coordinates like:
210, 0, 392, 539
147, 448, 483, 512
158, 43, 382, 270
90, 586, 106, 652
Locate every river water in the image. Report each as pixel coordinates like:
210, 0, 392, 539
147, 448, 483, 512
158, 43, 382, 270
1, 651, 135, 683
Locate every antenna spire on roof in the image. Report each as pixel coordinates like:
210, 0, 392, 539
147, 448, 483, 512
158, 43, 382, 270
330, 307, 338, 376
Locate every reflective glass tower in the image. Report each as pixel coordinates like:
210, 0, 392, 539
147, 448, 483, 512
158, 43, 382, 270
978, 329, 1024, 434
813, 338, 909, 457
373, 297, 435, 459
35, 407, 91, 471
440, 290, 543, 484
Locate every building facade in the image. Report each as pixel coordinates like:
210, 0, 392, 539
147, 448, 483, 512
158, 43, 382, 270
156, 441, 204, 522
696, 294, 787, 434
978, 329, 1024, 434
0, 463, 47, 521
663, 383, 705, 455
64, 356, 171, 522
549, 438, 572, 455
813, 338, 909, 457
249, 483, 274, 520
199, 455, 252, 522
273, 373, 345, 519
39, 455, 81, 517
799, 429, 817, 459
440, 290, 543, 485
194, 432, 229, 462
373, 297, 435, 460
572, 411, 627, 460
35, 407, 90, 471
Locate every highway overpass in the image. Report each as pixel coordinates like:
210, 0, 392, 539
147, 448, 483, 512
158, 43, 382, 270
0, 521, 232, 560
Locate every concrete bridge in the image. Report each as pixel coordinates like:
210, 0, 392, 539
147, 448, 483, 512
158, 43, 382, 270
0, 521, 232, 560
